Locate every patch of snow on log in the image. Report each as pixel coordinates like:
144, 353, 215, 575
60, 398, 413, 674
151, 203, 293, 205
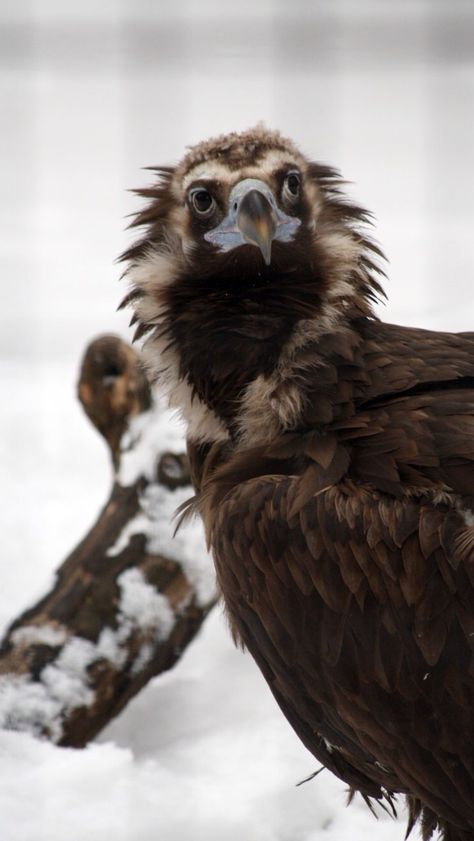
117, 568, 175, 639
40, 637, 97, 710
143, 484, 215, 607
118, 400, 185, 486
11, 625, 68, 647
0, 636, 99, 741
0, 578, 177, 742
106, 486, 215, 607
106, 513, 149, 558
109, 400, 216, 607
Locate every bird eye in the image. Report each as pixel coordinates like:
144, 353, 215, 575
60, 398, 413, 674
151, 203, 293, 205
189, 188, 215, 217
283, 171, 301, 201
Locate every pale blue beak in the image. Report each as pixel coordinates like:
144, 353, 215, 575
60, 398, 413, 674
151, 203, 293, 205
204, 178, 301, 266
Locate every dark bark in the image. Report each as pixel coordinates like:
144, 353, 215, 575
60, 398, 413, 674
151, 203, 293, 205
0, 335, 216, 747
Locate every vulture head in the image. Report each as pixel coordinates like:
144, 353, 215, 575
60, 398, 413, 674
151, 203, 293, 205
121, 126, 385, 446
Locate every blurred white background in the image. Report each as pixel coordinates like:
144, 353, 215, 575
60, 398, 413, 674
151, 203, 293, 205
0, 2, 473, 838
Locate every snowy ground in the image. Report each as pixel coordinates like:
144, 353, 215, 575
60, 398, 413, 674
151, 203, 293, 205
1, 1, 474, 839
0, 611, 406, 841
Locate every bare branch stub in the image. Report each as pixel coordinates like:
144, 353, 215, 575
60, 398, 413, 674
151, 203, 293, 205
78, 334, 152, 469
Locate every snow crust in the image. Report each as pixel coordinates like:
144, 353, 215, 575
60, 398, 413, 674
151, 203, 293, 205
118, 568, 175, 639
11, 625, 68, 648
106, 482, 215, 610
118, 401, 185, 487
0, 636, 98, 742
138, 482, 215, 607
110, 398, 216, 607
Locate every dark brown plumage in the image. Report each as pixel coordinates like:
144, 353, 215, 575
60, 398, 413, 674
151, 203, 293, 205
121, 126, 474, 841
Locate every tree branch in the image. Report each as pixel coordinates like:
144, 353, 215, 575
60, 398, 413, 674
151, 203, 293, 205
0, 335, 216, 747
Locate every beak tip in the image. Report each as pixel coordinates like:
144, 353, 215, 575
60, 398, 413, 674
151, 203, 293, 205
237, 189, 276, 269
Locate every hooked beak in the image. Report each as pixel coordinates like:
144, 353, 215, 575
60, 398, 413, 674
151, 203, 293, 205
204, 178, 301, 266
236, 190, 275, 266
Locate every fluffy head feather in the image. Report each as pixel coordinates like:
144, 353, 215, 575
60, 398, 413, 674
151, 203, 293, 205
120, 126, 385, 446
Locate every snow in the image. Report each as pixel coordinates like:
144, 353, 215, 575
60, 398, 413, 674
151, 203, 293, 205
118, 401, 186, 487
0, 636, 98, 742
0, 611, 407, 841
40, 638, 97, 712
110, 401, 215, 606
94, 627, 127, 669
0, 677, 63, 742
10, 625, 68, 648
1, 1, 473, 839
116, 564, 178, 675
138, 482, 216, 606
118, 568, 176, 640
106, 513, 150, 558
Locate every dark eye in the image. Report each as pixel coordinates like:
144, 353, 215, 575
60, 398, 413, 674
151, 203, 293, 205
190, 188, 215, 217
283, 171, 301, 201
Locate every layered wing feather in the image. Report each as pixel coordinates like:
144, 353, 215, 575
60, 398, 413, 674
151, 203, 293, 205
204, 381, 474, 837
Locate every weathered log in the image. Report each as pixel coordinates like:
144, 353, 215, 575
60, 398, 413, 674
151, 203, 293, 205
0, 335, 216, 747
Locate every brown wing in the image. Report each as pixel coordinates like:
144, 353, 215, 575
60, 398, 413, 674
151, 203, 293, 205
344, 389, 474, 500
206, 388, 474, 835
356, 321, 474, 403
283, 319, 474, 431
